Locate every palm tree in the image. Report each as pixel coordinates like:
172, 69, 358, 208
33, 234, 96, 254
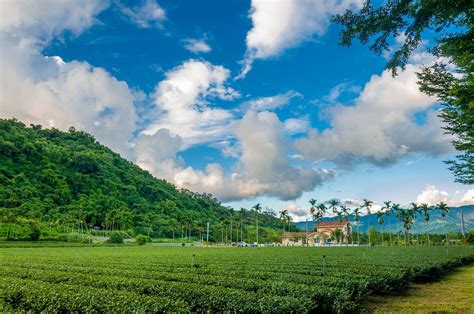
229, 207, 234, 243
408, 203, 419, 245
196, 221, 205, 243
397, 205, 416, 245
352, 207, 362, 245
234, 220, 241, 243
239, 208, 246, 242
437, 201, 449, 246
279, 209, 289, 232
382, 201, 392, 246
418, 203, 431, 245
328, 199, 340, 215
224, 219, 230, 244
252, 203, 262, 245
363, 199, 374, 245
391, 203, 402, 245
309, 199, 318, 224
317, 203, 328, 220
340, 205, 350, 219
219, 217, 226, 244
376, 210, 384, 245
340, 205, 350, 244
335, 208, 344, 222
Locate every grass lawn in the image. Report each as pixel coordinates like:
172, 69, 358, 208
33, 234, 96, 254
363, 264, 474, 313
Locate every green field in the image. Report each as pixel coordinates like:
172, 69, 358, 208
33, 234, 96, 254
1, 245, 473, 312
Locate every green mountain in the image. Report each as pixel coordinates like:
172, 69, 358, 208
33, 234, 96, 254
0, 118, 284, 241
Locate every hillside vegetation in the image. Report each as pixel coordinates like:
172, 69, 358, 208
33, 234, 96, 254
0, 118, 285, 241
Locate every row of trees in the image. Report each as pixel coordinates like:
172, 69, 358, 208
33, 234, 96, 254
0, 203, 287, 244
305, 198, 454, 246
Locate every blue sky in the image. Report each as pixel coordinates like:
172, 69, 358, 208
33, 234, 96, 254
1, 0, 472, 220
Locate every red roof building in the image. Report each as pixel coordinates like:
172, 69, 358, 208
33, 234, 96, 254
282, 232, 315, 238
315, 220, 350, 230
315, 219, 352, 243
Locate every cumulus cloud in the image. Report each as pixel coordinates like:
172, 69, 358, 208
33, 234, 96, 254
340, 198, 365, 207
135, 111, 335, 201
294, 64, 453, 167
183, 38, 212, 54
144, 59, 240, 148
283, 117, 310, 135
237, 0, 363, 79
0, 0, 108, 42
0, 0, 139, 156
134, 129, 183, 176
241, 90, 302, 111
281, 202, 309, 218
118, 0, 166, 28
416, 186, 474, 207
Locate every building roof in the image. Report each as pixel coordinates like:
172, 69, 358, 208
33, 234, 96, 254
282, 232, 315, 238
315, 220, 350, 229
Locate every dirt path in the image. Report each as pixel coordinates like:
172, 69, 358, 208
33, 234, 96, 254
363, 265, 474, 313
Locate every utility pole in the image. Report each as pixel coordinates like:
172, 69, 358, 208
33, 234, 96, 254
206, 222, 209, 246
256, 214, 259, 245
305, 218, 308, 247
460, 208, 466, 241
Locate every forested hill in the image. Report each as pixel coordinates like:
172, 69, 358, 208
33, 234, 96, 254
0, 118, 285, 239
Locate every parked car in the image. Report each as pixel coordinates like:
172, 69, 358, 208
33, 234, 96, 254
237, 241, 248, 247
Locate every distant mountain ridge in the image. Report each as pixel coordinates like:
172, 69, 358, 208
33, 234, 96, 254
295, 205, 474, 234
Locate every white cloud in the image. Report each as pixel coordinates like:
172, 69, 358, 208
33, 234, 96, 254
118, 0, 166, 28
0, 0, 108, 42
211, 140, 241, 159
144, 59, 240, 148
416, 186, 450, 205
0, 0, 139, 156
283, 117, 310, 135
294, 64, 453, 166
416, 186, 474, 207
340, 198, 365, 207
183, 38, 212, 54
134, 129, 182, 176
241, 90, 302, 111
237, 0, 363, 79
234, 111, 334, 200
458, 190, 474, 207
282, 202, 309, 218
324, 82, 361, 103
135, 111, 335, 201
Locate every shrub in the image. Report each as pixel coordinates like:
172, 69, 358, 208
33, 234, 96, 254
467, 230, 474, 244
107, 232, 124, 244
135, 235, 151, 245
27, 220, 41, 241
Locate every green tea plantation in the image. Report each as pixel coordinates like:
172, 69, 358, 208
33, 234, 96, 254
1, 245, 473, 312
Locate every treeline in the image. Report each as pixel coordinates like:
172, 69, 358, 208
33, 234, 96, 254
0, 118, 290, 241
